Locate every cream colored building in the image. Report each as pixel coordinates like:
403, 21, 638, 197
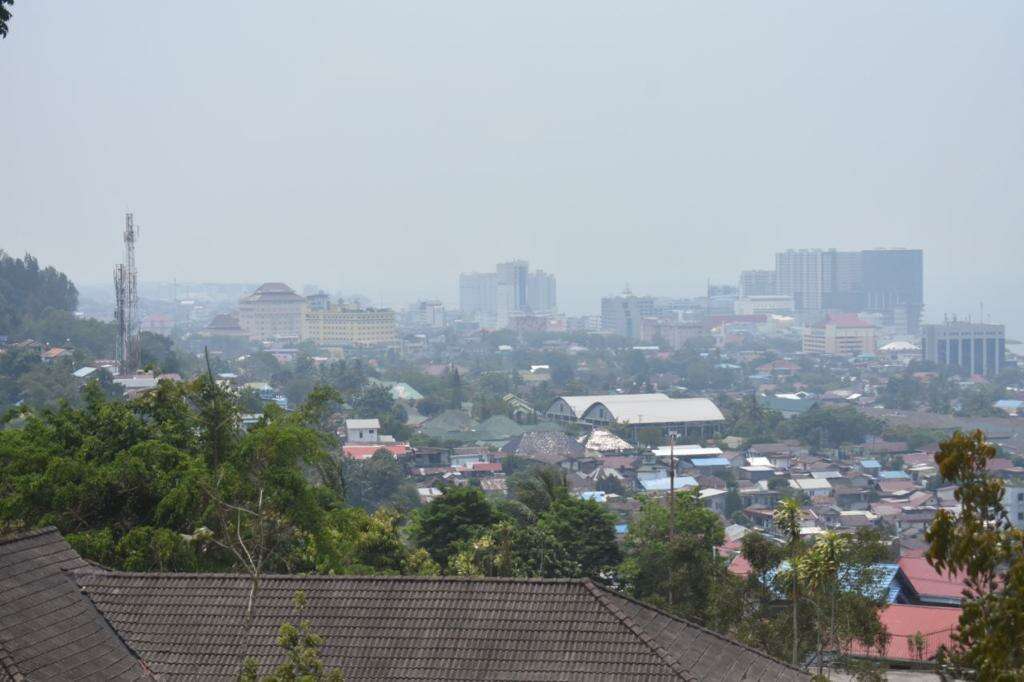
238, 283, 306, 342
802, 314, 877, 356
302, 304, 397, 347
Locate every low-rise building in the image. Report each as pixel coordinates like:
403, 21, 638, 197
802, 314, 877, 356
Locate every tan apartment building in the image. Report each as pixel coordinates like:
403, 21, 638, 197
802, 313, 877, 356
302, 303, 397, 347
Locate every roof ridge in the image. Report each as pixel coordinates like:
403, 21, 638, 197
63, 571, 156, 680
0, 525, 60, 546
78, 570, 589, 583
586, 580, 810, 677
581, 578, 696, 682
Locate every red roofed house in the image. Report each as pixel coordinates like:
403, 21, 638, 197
898, 556, 966, 606
802, 314, 877, 357
849, 604, 961, 662
342, 443, 411, 461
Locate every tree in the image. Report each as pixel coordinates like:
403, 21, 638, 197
238, 591, 344, 682
774, 498, 803, 667
448, 521, 579, 578
0, 0, 11, 39
507, 466, 568, 515
925, 429, 1024, 679
537, 496, 621, 577
342, 450, 405, 511
620, 491, 725, 623
411, 486, 500, 568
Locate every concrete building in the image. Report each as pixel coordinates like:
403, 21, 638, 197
734, 295, 795, 316
459, 261, 557, 327
459, 272, 498, 317
921, 320, 1005, 376
527, 270, 557, 312
775, 250, 838, 312
1003, 478, 1024, 529
802, 313, 877, 356
639, 318, 704, 350
238, 282, 306, 342
739, 270, 777, 296
601, 292, 655, 339
409, 300, 445, 329
302, 302, 397, 347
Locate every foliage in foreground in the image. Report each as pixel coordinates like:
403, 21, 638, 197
926, 430, 1024, 680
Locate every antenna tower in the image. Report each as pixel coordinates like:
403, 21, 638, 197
114, 212, 141, 376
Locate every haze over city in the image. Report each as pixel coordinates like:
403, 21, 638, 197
3, 1, 1023, 335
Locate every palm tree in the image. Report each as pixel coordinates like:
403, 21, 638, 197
774, 498, 803, 667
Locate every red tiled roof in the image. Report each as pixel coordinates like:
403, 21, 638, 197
849, 604, 960, 660
899, 557, 966, 601
342, 443, 411, 460
469, 461, 502, 473
727, 554, 753, 578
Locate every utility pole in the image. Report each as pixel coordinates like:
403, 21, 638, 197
667, 432, 676, 607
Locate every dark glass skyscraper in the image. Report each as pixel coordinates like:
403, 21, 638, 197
860, 249, 923, 333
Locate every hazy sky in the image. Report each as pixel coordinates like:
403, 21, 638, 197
3, 2, 1022, 333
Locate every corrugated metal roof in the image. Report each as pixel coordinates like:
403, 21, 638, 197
584, 397, 725, 424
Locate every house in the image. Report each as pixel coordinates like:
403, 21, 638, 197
898, 556, 966, 606
0, 528, 808, 682
848, 604, 961, 662
789, 477, 833, 500
346, 418, 381, 443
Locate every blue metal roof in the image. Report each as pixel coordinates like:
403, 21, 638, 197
860, 459, 881, 468
690, 457, 730, 466
878, 470, 911, 479
763, 562, 903, 603
638, 475, 698, 491
577, 491, 606, 503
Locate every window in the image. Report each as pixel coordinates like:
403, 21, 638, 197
1019, 512, 1024, 521
1018, 492, 1023, 502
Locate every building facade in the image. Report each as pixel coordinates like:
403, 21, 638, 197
860, 249, 924, 334
302, 304, 397, 347
921, 321, 1005, 376
459, 261, 557, 327
601, 293, 655, 339
775, 249, 839, 312
802, 314, 877, 356
734, 295, 795, 316
739, 269, 777, 296
238, 282, 307, 342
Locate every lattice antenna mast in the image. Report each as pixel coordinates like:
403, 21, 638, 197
114, 212, 141, 376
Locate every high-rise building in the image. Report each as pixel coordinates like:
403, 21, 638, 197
459, 272, 497, 316
458, 261, 557, 327
921, 321, 1005, 376
861, 249, 923, 334
739, 270, 777, 296
774, 249, 840, 312
496, 260, 530, 312
527, 270, 557, 312
601, 293, 655, 339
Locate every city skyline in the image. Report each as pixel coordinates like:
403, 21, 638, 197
4, 2, 1024, 337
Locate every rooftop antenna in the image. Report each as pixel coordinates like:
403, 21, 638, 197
114, 212, 141, 376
